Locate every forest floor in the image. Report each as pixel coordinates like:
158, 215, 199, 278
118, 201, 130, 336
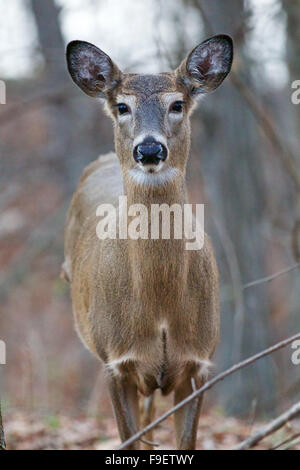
4, 411, 300, 450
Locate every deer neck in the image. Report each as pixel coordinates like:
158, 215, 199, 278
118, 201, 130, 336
123, 168, 188, 207
121, 169, 190, 307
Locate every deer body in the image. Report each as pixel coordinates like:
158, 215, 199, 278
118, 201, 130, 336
64, 36, 233, 449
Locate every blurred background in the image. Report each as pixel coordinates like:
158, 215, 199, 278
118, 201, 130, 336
0, 0, 299, 449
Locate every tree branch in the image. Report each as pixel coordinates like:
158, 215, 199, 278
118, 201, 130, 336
117, 332, 300, 450
243, 263, 300, 290
283, 436, 300, 451
271, 432, 300, 450
235, 401, 300, 450
0, 400, 6, 450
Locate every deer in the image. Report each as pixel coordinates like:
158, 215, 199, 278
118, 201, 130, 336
63, 34, 233, 450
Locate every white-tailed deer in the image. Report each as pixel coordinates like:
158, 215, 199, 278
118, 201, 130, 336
63, 35, 233, 449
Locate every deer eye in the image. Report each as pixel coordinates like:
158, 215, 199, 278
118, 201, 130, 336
116, 103, 130, 115
170, 101, 184, 113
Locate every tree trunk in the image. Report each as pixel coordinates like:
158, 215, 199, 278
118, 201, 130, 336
30, 0, 66, 81
282, 0, 300, 261
29, 0, 113, 190
283, 0, 300, 90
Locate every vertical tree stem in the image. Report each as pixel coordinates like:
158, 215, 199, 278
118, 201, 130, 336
0, 399, 6, 450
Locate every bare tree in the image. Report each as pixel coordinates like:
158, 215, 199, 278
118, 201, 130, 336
30, 0, 66, 81
28, 0, 113, 189
282, 0, 300, 261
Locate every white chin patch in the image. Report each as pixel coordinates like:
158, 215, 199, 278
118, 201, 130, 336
140, 161, 164, 174
128, 166, 179, 186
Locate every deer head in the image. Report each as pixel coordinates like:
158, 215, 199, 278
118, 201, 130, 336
66, 35, 233, 184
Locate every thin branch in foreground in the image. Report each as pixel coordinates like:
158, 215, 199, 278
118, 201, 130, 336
0, 400, 6, 450
283, 436, 300, 451
243, 263, 300, 290
235, 401, 300, 450
140, 437, 160, 447
271, 432, 300, 451
117, 332, 300, 450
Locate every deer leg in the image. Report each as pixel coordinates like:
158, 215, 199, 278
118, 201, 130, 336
141, 392, 156, 449
107, 374, 140, 450
173, 375, 205, 450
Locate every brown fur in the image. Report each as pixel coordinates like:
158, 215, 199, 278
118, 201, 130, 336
64, 35, 233, 449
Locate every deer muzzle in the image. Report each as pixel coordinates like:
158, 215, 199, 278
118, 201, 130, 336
133, 137, 168, 166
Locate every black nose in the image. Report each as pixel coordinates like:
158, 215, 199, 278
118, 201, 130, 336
134, 139, 168, 165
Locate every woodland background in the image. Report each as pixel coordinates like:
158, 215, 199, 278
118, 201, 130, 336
0, 0, 299, 450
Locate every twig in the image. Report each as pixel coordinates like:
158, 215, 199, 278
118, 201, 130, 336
234, 401, 300, 450
271, 432, 300, 450
0, 399, 6, 450
247, 399, 258, 435
282, 436, 300, 451
243, 263, 300, 290
140, 437, 160, 447
117, 332, 300, 450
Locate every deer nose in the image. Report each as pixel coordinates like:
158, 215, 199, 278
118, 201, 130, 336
134, 139, 168, 165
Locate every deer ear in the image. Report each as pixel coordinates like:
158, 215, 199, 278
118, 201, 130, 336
66, 40, 122, 98
177, 35, 233, 96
